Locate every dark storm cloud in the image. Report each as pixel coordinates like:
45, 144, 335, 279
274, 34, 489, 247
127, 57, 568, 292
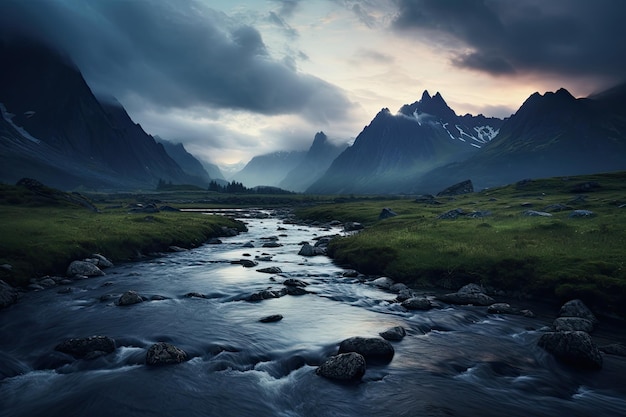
392, 0, 626, 82
0, 0, 351, 123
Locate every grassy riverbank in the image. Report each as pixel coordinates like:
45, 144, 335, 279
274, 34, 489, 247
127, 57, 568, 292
295, 172, 626, 318
0, 183, 246, 287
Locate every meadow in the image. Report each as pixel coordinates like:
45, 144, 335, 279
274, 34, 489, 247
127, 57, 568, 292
295, 172, 626, 317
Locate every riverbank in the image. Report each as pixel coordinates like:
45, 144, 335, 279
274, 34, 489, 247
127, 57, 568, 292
293, 171, 626, 320
0, 181, 247, 289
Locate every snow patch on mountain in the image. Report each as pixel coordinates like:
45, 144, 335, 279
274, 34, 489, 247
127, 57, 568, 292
0, 102, 41, 144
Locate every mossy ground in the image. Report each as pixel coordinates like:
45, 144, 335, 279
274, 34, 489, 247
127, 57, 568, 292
295, 172, 626, 317
0, 184, 246, 286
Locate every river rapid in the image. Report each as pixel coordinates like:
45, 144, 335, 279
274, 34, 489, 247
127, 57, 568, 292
1, 209, 625, 417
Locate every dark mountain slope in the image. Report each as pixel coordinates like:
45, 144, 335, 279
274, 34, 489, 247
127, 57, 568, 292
412, 88, 626, 193
231, 151, 306, 188
0, 38, 195, 190
278, 132, 347, 192
307, 91, 503, 194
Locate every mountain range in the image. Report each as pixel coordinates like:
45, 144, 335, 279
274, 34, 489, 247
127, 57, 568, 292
0, 39, 213, 190
2, 37, 625, 194
307, 91, 504, 194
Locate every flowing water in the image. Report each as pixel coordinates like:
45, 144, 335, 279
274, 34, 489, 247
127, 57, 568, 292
1, 209, 626, 417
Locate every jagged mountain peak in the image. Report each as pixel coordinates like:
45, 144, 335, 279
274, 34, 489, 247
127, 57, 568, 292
399, 90, 457, 121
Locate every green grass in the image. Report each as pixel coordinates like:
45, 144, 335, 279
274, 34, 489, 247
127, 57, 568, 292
0, 183, 246, 286
295, 172, 626, 317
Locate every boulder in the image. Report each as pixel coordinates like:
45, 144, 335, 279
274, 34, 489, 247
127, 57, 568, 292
344, 222, 364, 232
379, 208, 398, 220
522, 210, 553, 217
55, 335, 116, 359
90, 254, 114, 268
259, 314, 283, 323
437, 179, 473, 196
231, 259, 258, 268
262, 242, 282, 248
66, 260, 105, 278
559, 299, 598, 324
338, 337, 394, 364
207, 238, 223, 244
185, 292, 208, 299
256, 267, 282, 274
0, 280, 18, 308
537, 331, 602, 370
437, 208, 465, 220
401, 297, 432, 310
569, 210, 595, 218
146, 342, 188, 366
117, 290, 144, 306
553, 317, 594, 332
247, 288, 287, 301
486, 303, 534, 317
414, 194, 437, 204
316, 352, 366, 381
371, 277, 394, 290
437, 283, 495, 306
298, 243, 325, 256
283, 278, 309, 287
284, 286, 308, 296
379, 326, 406, 341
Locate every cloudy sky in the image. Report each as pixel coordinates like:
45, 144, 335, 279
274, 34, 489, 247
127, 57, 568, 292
1, 0, 625, 174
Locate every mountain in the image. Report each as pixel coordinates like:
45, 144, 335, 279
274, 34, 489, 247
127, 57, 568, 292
154, 136, 214, 187
278, 132, 348, 192
412, 87, 626, 193
0, 38, 196, 190
306, 91, 503, 194
199, 159, 225, 182
230, 151, 306, 188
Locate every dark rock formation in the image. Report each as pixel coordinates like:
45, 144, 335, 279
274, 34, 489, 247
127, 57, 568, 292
259, 314, 283, 323
559, 299, 598, 324
437, 283, 495, 306
401, 297, 433, 310
298, 243, 325, 256
146, 342, 188, 366
379, 326, 406, 341
117, 290, 144, 306
316, 352, 366, 381
338, 337, 394, 364
437, 180, 473, 196
487, 303, 535, 317
0, 280, 18, 308
569, 210, 595, 218
553, 317, 594, 332
231, 259, 258, 268
344, 222, 364, 232
256, 267, 282, 274
66, 260, 105, 278
55, 335, 116, 359
379, 208, 398, 220
538, 331, 602, 370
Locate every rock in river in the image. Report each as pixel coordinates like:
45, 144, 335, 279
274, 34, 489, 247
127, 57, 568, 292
338, 337, 394, 364
117, 290, 144, 306
66, 260, 105, 278
379, 326, 406, 341
259, 314, 283, 323
401, 297, 432, 311
537, 331, 602, 370
146, 342, 188, 366
55, 335, 116, 359
437, 283, 495, 306
316, 352, 366, 382
0, 280, 18, 309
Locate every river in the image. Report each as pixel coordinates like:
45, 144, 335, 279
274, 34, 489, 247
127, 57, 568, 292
1, 209, 625, 417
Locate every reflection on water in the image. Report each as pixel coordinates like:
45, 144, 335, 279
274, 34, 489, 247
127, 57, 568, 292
1, 210, 625, 417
